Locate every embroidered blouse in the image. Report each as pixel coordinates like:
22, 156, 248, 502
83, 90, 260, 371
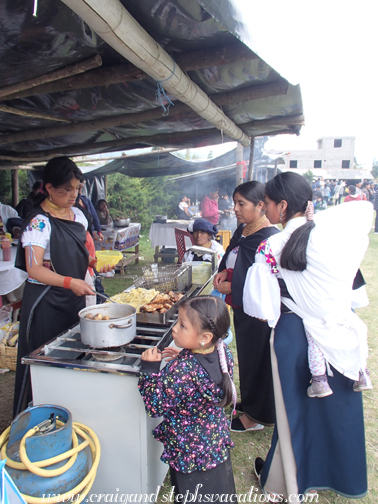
21, 208, 88, 260
138, 345, 234, 473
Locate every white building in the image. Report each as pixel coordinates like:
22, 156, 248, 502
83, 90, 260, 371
283, 136, 355, 171
278, 136, 373, 180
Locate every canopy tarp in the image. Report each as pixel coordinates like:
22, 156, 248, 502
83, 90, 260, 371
0, 0, 303, 169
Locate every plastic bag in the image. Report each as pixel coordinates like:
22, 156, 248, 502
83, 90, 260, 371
0, 306, 12, 341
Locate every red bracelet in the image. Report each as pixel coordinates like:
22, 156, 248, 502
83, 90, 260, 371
89, 259, 97, 269
63, 276, 73, 289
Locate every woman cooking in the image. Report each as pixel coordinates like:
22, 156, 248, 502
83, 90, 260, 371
14, 157, 111, 417
213, 181, 279, 432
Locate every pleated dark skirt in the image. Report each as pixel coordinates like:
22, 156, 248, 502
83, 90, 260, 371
261, 313, 368, 499
169, 454, 236, 502
233, 308, 275, 425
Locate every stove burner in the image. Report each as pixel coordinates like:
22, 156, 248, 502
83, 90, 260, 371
92, 347, 126, 363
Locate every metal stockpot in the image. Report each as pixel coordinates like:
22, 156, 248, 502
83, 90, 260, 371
79, 303, 136, 348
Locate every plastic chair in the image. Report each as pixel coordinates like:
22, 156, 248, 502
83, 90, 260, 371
174, 228, 195, 264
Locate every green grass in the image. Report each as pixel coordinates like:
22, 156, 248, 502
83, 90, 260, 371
105, 230, 378, 502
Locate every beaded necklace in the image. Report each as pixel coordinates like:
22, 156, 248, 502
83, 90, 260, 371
43, 198, 73, 221
192, 345, 215, 355
242, 215, 269, 236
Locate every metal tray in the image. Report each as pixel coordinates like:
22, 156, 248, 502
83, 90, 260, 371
136, 286, 197, 326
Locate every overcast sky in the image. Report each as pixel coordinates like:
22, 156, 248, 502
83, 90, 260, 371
185, 1, 377, 168
231, 0, 378, 168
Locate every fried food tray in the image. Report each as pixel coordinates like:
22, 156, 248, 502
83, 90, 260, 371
136, 285, 197, 325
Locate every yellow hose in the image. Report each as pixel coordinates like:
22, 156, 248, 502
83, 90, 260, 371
0, 419, 101, 504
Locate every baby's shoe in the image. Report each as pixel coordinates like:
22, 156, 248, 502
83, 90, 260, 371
353, 371, 373, 392
307, 377, 333, 398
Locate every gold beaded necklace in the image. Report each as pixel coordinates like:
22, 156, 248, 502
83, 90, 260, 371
192, 345, 216, 355
242, 215, 269, 236
43, 198, 73, 221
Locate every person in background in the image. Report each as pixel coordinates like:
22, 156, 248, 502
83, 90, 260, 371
374, 187, 378, 234
76, 187, 104, 241
14, 156, 112, 417
213, 181, 279, 432
218, 190, 232, 214
344, 185, 363, 202
138, 296, 237, 502
177, 194, 192, 220
333, 180, 344, 205
201, 185, 221, 225
323, 183, 331, 205
355, 181, 366, 200
244, 172, 370, 502
362, 182, 373, 203
15, 181, 44, 219
75, 187, 105, 306
0, 201, 19, 235
183, 218, 224, 265
96, 199, 112, 225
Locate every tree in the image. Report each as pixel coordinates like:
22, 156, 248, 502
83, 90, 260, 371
302, 170, 314, 185
372, 160, 378, 179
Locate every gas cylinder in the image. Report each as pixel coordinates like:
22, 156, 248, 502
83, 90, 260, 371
5, 405, 91, 498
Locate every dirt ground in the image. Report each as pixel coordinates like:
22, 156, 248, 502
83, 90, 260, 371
0, 370, 15, 434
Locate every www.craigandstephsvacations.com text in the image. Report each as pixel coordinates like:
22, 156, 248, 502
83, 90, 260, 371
42, 485, 319, 503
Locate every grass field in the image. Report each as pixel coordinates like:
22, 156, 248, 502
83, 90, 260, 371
102, 231, 378, 503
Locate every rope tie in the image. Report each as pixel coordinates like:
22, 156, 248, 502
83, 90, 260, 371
155, 58, 176, 116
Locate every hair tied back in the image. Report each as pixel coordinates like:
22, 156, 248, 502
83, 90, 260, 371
305, 200, 314, 221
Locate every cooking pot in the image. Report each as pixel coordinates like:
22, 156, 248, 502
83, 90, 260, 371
79, 303, 136, 348
114, 218, 130, 228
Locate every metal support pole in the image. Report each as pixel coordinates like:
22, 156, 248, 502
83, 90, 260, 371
274, 158, 278, 177
11, 169, 19, 207
236, 143, 244, 187
247, 137, 255, 181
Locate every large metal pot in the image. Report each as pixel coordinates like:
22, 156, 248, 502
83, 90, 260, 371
114, 218, 130, 228
79, 303, 136, 348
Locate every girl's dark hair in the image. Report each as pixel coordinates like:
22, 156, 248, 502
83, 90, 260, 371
233, 180, 265, 205
265, 172, 315, 271
34, 157, 84, 206
180, 296, 233, 407
348, 185, 357, 195
96, 199, 108, 210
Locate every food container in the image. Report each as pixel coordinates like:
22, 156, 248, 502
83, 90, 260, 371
79, 303, 136, 348
136, 285, 196, 325
95, 250, 123, 269
114, 218, 130, 228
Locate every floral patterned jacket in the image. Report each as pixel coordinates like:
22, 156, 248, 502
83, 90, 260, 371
138, 345, 234, 473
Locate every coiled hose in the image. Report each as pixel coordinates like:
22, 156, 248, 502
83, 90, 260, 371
0, 419, 100, 504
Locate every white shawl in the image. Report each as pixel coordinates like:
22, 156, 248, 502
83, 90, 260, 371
244, 201, 373, 380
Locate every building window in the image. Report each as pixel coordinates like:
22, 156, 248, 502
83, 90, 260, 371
317, 140, 323, 149
314, 160, 322, 168
342, 160, 350, 169
289, 160, 297, 168
334, 139, 342, 148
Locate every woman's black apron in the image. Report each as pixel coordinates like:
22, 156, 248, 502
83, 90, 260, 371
13, 208, 88, 417
218, 225, 279, 425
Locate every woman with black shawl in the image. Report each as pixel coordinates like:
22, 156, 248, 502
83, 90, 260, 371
13, 157, 110, 417
213, 181, 279, 432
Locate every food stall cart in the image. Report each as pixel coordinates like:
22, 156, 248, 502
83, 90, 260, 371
23, 265, 215, 499
95, 223, 141, 274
